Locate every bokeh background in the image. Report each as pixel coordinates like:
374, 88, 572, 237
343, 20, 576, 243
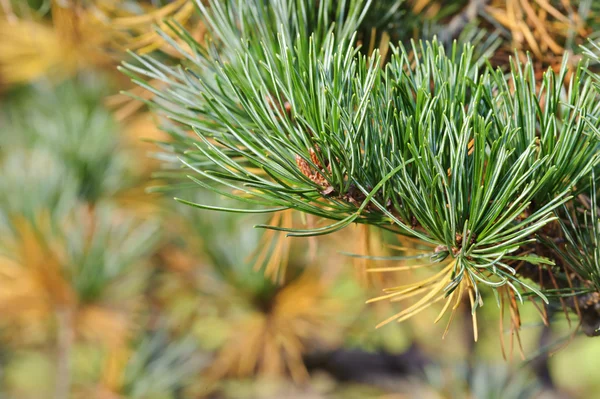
1, 1, 600, 398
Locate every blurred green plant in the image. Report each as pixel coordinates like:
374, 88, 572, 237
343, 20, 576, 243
152, 192, 360, 384
0, 78, 161, 398
2, 80, 132, 202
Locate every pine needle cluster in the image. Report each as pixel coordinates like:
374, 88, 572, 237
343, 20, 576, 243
125, 0, 600, 338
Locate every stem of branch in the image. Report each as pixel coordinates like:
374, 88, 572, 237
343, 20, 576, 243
55, 307, 74, 399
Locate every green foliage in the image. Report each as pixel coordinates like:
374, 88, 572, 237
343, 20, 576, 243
66, 204, 160, 304
122, 329, 207, 399
425, 362, 541, 399
123, 0, 600, 320
6, 0, 600, 397
173, 191, 284, 294
1, 79, 133, 202
0, 147, 79, 222
547, 175, 600, 293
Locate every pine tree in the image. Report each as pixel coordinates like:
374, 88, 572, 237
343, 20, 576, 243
124, 0, 600, 342
5, 0, 600, 397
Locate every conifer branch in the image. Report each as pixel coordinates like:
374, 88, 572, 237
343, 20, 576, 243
124, 0, 600, 335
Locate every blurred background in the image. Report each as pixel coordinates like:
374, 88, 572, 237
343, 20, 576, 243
1, 1, 600, 398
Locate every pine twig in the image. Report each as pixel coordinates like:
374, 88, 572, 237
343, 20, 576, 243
55, 307, 74, 399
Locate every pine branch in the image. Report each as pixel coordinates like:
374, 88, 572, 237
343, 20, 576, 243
124, 0, 600, 336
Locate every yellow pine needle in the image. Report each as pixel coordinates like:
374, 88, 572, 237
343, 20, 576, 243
14, 216, 74, 307
350, 225, 392, 286
374, 260, 456, 328
0, 215, 74, 346
379, 31, 390, 67
412, 0, 431, 14
110, 0, 188, 27
393, 294, 447, 324
486, 0, 589, 70
452, 275, 465, 311
368, 27, 377, 56
249, 216, 278, 269
238, 318, 263, 375
380, 261, 454, 293
519, 0, 563, 54
519, 21, 543, 58
101, 0, 200, 57
366, 284, 427, 304
76, 305, 130, 348
534, 0, 573, 25
442, 304, 460, 339
467, 280, 479, 342
129, 4, 195, 55
208, 273, 335, 382
367, 255, 482, 339
367, 275, 447, 304
434, 290, 456, 323
100, 344, 131, 393
0, 20, 66, 85
467, 138, 475, 155
442, 278, 467, 339
375, 291, 435, 328
367, 262, 438, 272
248, 210, 293, 283
485, 8, 516, 30
0, 2, 116, 86
388, 286, 432, 302
282, 337, 309, 383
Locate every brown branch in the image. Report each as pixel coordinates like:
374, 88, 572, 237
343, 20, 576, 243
55, 307, 74, 399
516, 261, 600, 337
